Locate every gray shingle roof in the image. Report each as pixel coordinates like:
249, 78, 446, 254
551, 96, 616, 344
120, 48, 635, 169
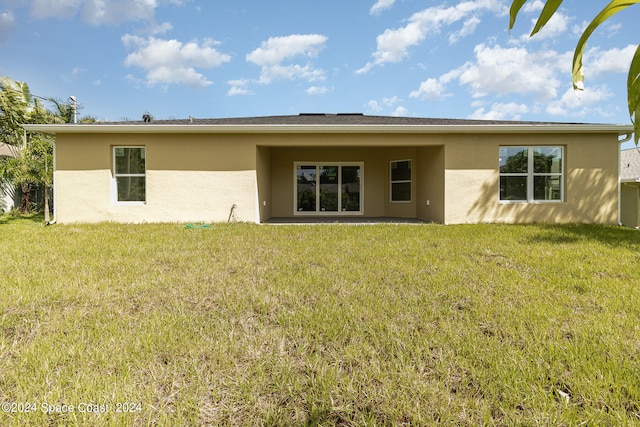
621, 148, 640, 181
90, 113, 588, 126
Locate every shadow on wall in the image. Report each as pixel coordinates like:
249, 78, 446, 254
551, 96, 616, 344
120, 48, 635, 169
466, 177, 498, 222
467, 168, 618, 225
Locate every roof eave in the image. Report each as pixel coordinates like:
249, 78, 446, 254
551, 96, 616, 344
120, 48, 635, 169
23, 123, 635, 135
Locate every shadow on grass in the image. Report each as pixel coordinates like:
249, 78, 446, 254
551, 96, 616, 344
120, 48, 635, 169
526, 223, 640, 249
0, 213, 46, 226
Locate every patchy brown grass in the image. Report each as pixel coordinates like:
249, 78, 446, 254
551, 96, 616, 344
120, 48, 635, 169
1, 220, 640, 425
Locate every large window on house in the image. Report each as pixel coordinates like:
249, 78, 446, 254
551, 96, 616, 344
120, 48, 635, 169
390, 159, 412, 202
295, 163, 362, 214
499, 146, 563, 202
114, 147, 146, 202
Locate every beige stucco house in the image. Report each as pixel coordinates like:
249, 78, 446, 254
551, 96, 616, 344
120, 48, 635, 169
620, 147, 640, 228
24, 114, 634, 225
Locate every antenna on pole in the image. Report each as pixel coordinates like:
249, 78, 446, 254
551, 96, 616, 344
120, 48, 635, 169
69, 96, 77, 123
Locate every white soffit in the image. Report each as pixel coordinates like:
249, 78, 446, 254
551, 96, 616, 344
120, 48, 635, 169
23, 123, 635, 135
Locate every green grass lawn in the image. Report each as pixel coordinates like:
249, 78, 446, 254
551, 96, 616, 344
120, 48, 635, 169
1, 216, 640, 426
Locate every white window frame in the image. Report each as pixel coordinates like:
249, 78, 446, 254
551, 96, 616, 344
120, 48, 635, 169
390, 159, 412, 203
499, 146, 564, 203
111, 146, 146, 205
293, 162, 364, 215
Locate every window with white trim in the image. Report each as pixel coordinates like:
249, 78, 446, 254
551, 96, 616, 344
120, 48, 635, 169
113, 147, 146, 202
499, 146, 563, 202
390, 159, 411, 202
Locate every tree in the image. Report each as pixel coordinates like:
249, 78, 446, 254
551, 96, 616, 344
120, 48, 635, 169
49, 97, 97, 124
0, 77, 36, 213
0, 134, 53, 218
509, 0, 640, 143
0, 77, 67, 219
0, 78, 33, 146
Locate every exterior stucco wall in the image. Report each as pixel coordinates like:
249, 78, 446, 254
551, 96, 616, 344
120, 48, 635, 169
620, 184, 640, 228
54, 134, 258, 223
443, 133, 619, 224
53, 130, 620, 225
270, 146, 387, 217
416, 146, 445, 223
383, 147, 419, 219
269, 143, 438, 218
256, 146, 272, 222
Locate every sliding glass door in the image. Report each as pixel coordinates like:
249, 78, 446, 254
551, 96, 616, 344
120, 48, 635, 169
295, 163, 362, 214
296, 166, 317, 212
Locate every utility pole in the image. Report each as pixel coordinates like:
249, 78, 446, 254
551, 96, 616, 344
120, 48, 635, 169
69, 96, 77, 123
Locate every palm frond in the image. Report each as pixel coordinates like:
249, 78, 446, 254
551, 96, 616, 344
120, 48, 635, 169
531, 0, 565, 36
627, 44, 640, 143
509, 0, 529, 30
572, 1, 639, 92
510, 0, 640, 144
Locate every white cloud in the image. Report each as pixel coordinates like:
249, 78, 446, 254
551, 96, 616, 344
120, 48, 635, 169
382, 96, 401, 106
144, 66, 209, 89
522, 10, 569, 41
604, 22, 622, 37
60, 65, 86, 84
365, 96, 404, 115
366, 99, 382, 112
246, 34, 327, 84
306, 85, 328, 95
469, 102, 529, 120
545, 85, 612, 116
427, 40, 617, 120
71, 66, 84, 78
147, 21, 173, 35
84, 0, 157, 25
247, 34, 327, 66
357, 0, 504, 73
414, 41, 614, 120
0, 11, 15, 43
30, 0, 80, 19
227, 79, 252, 96
455, 43, 570, 101
258, 64, 324, 84
391, 106, 408, 116
573, 19, 623, 41
449, 16, 481, 44
584, 44, 637, 77
440, 68, 464, 84
122, 35, 231, 89
370, 0, 395, 15
410, 78, 447, 100
30, 0, 159, 24
522, 0, 544, 13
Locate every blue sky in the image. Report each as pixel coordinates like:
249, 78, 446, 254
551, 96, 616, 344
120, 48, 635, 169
0, 1, 637, 139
